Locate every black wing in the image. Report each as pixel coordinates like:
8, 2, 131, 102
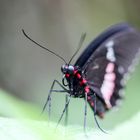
75, 23, 140, 117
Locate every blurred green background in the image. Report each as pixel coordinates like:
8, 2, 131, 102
0, 0, 140, 135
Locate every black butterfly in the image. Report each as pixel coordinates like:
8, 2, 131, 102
22, 23, 140, 132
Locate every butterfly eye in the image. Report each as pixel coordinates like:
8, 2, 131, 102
61, 65, 68, 73
68, 65, 74, 73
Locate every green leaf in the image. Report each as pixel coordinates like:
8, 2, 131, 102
0, 89, 140, 140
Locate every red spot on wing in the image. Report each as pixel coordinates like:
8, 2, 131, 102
90, 101, 94, 107
97, 112, 104, 119
87, 96, 91, 100
85, 86, 90, 93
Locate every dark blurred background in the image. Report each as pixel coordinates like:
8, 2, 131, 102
0, 0, 140, 129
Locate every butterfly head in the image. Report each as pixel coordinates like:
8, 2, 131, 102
61, 64, 74, 75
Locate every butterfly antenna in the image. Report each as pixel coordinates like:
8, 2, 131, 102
94, 94, 108, 134
68, 33, 86, 65
22, 29, 67, 64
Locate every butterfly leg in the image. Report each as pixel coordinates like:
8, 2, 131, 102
50, 90, 69, 126
93, 92, 108, 134
65, 94, 69, 126
84, 93, 88, 133
41, 79, 69, 121
56, 95, 71, 127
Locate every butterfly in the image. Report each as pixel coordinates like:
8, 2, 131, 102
22, 23, 140, 132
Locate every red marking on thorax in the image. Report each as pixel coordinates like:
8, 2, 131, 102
80, 79, 87, 86
65, 74, 70, 78
76, 73, 81, 79
73, 70, 94, 108
74, 70, 78, 74
82, 79, 87, 84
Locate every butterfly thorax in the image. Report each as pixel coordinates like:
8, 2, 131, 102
61, 64, 89, 98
